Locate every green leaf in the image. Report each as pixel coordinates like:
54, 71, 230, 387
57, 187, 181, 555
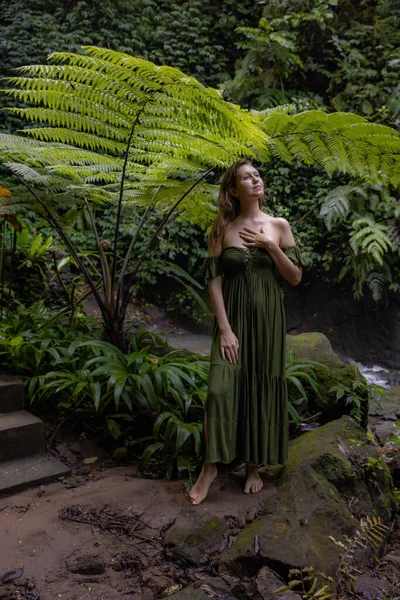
139, 442, 164, 470
10, 335, 24, 346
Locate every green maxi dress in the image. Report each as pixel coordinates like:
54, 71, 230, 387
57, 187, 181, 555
202, 245, 306, 466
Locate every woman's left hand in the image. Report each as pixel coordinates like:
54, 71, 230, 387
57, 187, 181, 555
239, 227, 278, 251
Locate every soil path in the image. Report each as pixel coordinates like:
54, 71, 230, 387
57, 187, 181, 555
0, 465, 276, 599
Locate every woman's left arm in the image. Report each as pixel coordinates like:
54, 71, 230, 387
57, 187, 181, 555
239, 218, 302, 286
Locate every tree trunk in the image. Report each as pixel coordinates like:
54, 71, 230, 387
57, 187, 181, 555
104, 323, 129, 354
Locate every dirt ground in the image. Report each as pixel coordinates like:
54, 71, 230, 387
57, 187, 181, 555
0, 462, 278, 600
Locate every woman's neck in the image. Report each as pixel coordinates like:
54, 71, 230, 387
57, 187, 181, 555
238, 202, 263, 220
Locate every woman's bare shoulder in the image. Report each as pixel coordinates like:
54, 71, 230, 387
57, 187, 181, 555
264, 215, 291, 229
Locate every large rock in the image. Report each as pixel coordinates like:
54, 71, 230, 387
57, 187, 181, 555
286, 332, 344, 368
219, 417, 397, 578
287, 333, 369, 428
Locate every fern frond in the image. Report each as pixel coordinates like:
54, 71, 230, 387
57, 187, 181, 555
387, 219, 400, 251
258, 110, 400, 186
319, 186, 351, 230
351, 216, 392, 264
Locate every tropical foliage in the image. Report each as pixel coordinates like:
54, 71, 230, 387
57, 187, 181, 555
0, 0, 399, 475
0, 303, 330, 473
224, 0, 400, 301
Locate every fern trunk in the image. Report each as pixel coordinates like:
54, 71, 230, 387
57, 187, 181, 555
104, 323, 129, 354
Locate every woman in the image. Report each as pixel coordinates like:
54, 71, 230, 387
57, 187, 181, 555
189, 159, 306, 505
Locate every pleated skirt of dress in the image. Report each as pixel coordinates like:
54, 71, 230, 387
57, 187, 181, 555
205, 270, 288, 465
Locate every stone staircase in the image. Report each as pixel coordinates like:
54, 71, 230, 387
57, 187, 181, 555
0, 376, 70, 496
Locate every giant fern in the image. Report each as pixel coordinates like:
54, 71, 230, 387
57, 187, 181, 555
1, 47, 400, 346
1, 47, 400, 222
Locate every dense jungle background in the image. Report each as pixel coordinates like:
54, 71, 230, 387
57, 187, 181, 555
0, 0, 399, 465
0, 3, 400, 599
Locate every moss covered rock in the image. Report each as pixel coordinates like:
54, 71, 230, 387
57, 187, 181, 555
286, 333, 369, 428
220, 464, 353, 577
286, 332, 343, 368
220, 417, 397, 578
311, 364, 369, 429
286, 416, 396, 520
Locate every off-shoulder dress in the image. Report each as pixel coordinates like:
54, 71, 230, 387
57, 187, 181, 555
202, 245, 306, 465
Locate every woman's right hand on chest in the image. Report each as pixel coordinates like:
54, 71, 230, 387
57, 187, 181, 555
220, 327, 239, 364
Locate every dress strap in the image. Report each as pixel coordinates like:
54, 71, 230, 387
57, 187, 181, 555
281, 246, 307, 268
201, 255, 222, 281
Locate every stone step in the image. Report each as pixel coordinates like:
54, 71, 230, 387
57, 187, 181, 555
0, 410, 45, 462
0, 454, 70, 497
0, 376, 25, 413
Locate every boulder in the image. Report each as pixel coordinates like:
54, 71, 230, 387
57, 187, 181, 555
286, 332, 343, 368
285, 417, 396, 520
219, 417, 397, 578
163, 510, 229, 564
287, 333, 369, 428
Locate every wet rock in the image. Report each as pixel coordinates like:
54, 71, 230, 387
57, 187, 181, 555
370, 420, 398, 444
219, 417, 397, 578
66, 552, 105, 574
163, 510, 229, 564
256, 567, 298, 600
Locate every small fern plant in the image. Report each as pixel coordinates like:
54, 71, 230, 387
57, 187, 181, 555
329, 515, 389, 594
319, 183, 399, 300
274, 516, 389, 599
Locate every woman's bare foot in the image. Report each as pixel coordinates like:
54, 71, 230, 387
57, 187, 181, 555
189, 463, 217, 505
244, 463, 263, 494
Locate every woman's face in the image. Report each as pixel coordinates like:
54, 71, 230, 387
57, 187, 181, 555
230, 164, 264, 202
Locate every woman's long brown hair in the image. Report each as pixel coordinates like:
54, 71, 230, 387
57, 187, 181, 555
208, 159, 264, 254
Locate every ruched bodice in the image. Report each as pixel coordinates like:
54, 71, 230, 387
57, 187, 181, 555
202, 245, 306, 465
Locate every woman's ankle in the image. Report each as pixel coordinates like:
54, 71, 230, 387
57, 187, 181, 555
201, 462, 217, 473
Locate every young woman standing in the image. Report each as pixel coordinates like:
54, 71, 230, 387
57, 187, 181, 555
189, 159, 305, 505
